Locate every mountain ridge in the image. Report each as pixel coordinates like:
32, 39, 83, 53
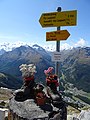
0, 45, 53, 86
0, 45, 90, 93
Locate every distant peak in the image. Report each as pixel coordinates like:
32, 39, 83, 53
32, 44, 45, 51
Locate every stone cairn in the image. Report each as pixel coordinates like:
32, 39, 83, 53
9, 64, 67, 120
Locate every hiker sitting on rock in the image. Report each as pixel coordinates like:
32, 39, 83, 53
44, 67, 62, 106
44, 67, 67, 120
19, 64, 46, 102
44, 67, 59, 91
15, 64, 37, 100
19, 64, 36, 88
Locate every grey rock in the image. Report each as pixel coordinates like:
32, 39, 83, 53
78, 110, 90, 120
9, 97, 58, 120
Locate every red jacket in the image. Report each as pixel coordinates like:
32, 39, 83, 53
46, 75, 59, 87
24, 76, 34, 81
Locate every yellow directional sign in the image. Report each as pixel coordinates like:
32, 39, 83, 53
46, 30, 70, 41
39, 10, 77, 27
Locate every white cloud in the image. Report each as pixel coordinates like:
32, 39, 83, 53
43, 38, 88, 51
0, 38, 89, 52
43, 44, 56, 51
43, 43, 73, 51
61, 43, 73, 50
0, 41, 31, 51
74, 38, 87, 47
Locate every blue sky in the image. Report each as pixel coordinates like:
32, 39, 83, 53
0, 0, 90, 51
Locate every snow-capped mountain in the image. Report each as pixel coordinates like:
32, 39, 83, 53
0, 49, 6, 55
0, 42, 30, 51
32, 44, 46, 51
0, 42, 55, 54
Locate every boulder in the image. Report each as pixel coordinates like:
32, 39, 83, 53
9, 97, 58, 120
78, 110, 90, 120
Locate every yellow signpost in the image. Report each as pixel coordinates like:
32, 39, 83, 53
46, 30, 70, 41
39, 10, 77, 27
39, 7, 77, 90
